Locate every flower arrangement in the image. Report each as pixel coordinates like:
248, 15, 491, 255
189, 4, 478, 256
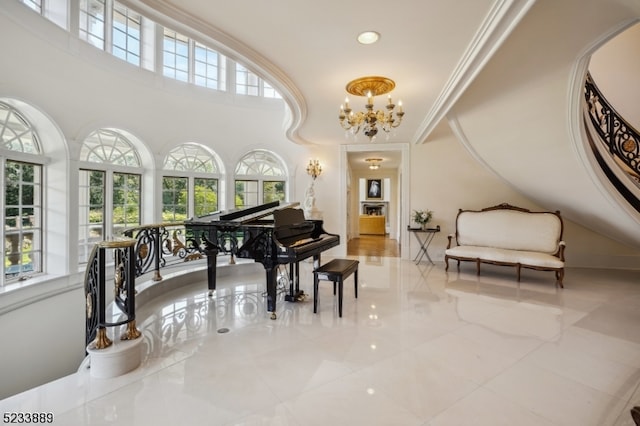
412, 209, 433, 228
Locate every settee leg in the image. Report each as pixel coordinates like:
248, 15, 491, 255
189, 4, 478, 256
556, 270, 564, 288
516, 264, 521, 281
475, 259, 481, 276
445, 256, 449, 271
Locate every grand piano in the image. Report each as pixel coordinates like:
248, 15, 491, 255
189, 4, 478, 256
184, 201, 340, 319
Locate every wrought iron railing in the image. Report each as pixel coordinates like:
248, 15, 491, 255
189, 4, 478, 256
584, 73, 640, 213
122, 222, 203, 281
84, 239, 141, 349
85, 223, 207, 349
584, 72, 640, 178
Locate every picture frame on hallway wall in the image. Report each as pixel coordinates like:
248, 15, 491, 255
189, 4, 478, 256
367, 179, 382, 199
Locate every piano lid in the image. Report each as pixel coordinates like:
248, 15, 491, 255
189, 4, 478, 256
187, 201, 300, 224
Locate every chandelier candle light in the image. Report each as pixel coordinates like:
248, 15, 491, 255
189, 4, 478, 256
339, 76, 404, 140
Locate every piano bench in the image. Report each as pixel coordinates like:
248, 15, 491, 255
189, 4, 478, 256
313, 259, 359, 317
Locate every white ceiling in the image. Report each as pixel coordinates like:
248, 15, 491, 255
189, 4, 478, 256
133, 0, 533, 169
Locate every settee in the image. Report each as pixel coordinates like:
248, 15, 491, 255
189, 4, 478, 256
444, 203, 566, 287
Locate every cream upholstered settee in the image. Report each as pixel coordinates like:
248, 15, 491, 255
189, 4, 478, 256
445, 203, 566, 287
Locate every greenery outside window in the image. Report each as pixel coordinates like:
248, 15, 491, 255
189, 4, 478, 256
162, 176, 188, 222
78, 170, 105, 264
4, 161, 42, 281
162, 143, 222, 221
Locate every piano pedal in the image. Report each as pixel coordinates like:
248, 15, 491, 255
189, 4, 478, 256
285, 290, 306, 303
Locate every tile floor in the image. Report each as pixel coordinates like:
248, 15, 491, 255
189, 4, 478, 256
2, 258, 640, 425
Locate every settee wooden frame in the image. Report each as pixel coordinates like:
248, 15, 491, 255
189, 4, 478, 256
444, 203, 566, 287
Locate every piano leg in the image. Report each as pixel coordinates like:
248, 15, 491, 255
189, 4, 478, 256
285, 262, 305, 302
265, 265, 278, 320
204, 245, 218, 297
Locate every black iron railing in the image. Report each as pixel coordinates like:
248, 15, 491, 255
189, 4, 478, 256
584, 73, 640, 213
584, 72, 640, 177
84, 239, 140, 349
122, 222, 203, 281
85, 223, 206, 349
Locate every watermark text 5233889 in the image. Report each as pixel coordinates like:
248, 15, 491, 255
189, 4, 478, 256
3, 412, 54, 423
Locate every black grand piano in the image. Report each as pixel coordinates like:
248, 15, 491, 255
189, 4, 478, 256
184, 201, 340, 319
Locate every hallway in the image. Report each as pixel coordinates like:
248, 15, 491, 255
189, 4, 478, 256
347, 235, 401, 257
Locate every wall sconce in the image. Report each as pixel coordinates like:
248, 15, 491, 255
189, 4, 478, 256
306, 159, 322, 180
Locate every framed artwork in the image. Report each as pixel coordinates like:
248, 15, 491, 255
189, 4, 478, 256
367, 179, 382, 199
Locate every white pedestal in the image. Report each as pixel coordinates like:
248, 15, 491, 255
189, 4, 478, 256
86, 337, 143, 379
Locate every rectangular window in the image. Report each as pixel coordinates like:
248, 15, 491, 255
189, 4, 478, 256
20, 0, 42, 14
194, 42, 222, 90
163, 28, 189, 82
236, 64, 259, 96
234, 180, 258, 208
112, 2, 141, 66
263, 81, 282, 99
78, 170, 105, 264
263, 181, 285, 204
194, 178, 218, 216
79, 0, 106, 50
4, 161, 42, 280
112, 172, 141, 235
162, 176, 188, 222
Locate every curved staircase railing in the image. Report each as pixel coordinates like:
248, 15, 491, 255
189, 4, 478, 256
584, 72, 640, 212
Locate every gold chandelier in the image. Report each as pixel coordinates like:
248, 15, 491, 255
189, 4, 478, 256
365, 158, 383, 170
339, 76, 404, 140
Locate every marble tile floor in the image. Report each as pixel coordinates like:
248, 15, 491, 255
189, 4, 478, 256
2, 258, 640, 426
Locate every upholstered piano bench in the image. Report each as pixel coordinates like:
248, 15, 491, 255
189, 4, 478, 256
313, 259, 359, 317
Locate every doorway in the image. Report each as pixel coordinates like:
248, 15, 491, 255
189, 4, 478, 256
339, 143, 410, 260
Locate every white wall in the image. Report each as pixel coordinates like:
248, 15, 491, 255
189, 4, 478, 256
409, 121, 640, 267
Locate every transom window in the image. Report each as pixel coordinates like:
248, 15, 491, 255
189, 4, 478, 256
80, 128, 141, 166
1, 102, 43, 282
20, 2, 280, 99
20, 0, 42, 14
79, 0, 106, 49
163, 28, 189, 82
236, 64, 260, 96
234, 150, 286, 208
194, 42, 225, 91
1, 103, 41, 154
112, 3, 141, 66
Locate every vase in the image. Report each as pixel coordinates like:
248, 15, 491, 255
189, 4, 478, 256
421, 223, 428, 230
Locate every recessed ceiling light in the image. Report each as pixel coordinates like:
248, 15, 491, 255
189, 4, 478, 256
357, 31, 380, 45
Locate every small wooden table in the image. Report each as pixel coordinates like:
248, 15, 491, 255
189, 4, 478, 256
313, 259, 359, 317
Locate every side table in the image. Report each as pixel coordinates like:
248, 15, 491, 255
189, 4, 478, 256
408, 225, 440, 264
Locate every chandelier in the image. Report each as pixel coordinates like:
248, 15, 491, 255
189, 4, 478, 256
339, 76, 404, 140
365, 158, 382, 170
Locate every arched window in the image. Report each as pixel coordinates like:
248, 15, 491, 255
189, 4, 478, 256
1, 102, 43, 281
162, 143, 223, 221
234, 150, 287, 208
78, 128, 142, 263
